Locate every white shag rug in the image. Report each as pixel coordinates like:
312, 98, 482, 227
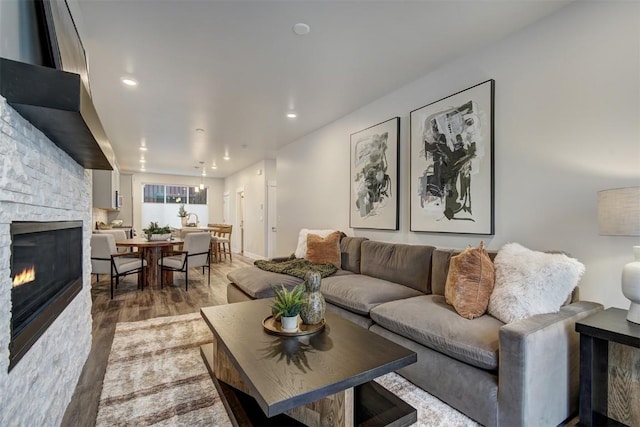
96, 312, 480, 426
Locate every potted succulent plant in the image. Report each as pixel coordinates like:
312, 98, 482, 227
142, 221, 172, 241
271, 283, 306, 332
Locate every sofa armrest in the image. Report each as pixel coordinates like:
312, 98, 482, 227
498, 301, 603, 426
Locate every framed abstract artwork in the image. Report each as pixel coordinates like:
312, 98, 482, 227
350, 117, 400, 230
410, 80, 495, 234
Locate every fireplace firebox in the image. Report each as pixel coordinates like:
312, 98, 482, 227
9, 221, 83, 371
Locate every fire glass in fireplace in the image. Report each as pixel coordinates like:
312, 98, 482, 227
9, 221, 83, 371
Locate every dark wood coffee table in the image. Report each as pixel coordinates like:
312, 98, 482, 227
200, 299, 417, 426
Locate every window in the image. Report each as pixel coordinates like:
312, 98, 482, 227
142, 184, 208, 205
143, 184, 165, 203
166, 185, 187, 204
141, 183, 209, 229
189, 187, 207, 205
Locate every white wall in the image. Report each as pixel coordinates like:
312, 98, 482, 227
130, 173, 224, 233
224, 159, 276, 259
277, 1, 640, 310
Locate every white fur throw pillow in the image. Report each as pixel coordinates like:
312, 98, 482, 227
487, 243, 585, 324
294, 229, 337, 258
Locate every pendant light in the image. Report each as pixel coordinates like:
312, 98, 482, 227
199, 161, 205, 190
194, 164, 201, 193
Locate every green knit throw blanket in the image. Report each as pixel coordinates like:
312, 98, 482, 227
254, 258, 337, 279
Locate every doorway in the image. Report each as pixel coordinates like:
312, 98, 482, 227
223, 192, 230, 223
267, 181, 277, 258
236, 189, 245, 255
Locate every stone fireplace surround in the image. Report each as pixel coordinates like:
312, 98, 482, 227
0, 97, 92, 425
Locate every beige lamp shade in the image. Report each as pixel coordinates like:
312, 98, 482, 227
598, 186, 640, 323
597, 187, 640, 236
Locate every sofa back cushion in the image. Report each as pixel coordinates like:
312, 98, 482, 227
340, 236, 368, 273
360, 240, 435, 293
432, 248, 498, 296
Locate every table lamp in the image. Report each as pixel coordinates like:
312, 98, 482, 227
598, 186, 640, 323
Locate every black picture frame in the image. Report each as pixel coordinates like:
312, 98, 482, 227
349, 117, 400, 230
409, 80, 495, 234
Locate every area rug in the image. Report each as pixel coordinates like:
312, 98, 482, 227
96, 312, 480, 427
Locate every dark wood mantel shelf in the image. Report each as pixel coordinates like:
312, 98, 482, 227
0, 57, 113, 170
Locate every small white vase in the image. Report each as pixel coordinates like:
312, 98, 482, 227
280, 315, 298, 332
622, 246, 640, 324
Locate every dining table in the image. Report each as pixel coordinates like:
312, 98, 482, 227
116, 237, 184, 288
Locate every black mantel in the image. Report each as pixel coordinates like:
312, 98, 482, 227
0, 57, 113, 170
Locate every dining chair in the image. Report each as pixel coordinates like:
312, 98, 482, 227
210, 224, 233, 262
90, 234, 146, 299
158, 232, 211, 290
208, 223, 221, 262
179, 227, 202, 239
95, 229, 129, 253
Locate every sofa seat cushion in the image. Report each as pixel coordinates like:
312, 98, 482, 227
227, 267, 353, 299
370, 295, 503, 370
227, 267, 303, 299
321, 274, 423, 316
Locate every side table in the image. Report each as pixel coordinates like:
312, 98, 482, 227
576, 307, 640, 426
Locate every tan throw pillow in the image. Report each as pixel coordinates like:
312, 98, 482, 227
445, 242, 495, 320
305, 231, 341, 268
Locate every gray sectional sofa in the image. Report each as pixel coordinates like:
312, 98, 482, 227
226, 237, 603, 426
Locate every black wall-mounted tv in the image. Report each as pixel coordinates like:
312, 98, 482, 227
34, 0, 91, 95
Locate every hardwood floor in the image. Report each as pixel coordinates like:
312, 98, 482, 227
61, 254, 254, 427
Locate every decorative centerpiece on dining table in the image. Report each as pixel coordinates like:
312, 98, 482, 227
142, 221, 172, 241
177, 204, 188, 227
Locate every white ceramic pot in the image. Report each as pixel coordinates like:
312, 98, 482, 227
280, 315, 298, 332
622, 246, 640, 324
149, 233, 172, 241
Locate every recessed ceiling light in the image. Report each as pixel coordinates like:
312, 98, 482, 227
211, 164, 217, 170
139, 158, 146, 163
140, 167, 146, 172
293, 23, 311, 36
121, 77, 138, 87
139, 146, 147, 151
223, 155, 230, 161
287, 112, 297, 119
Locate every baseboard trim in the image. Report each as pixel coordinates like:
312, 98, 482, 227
242, 251, 265, 260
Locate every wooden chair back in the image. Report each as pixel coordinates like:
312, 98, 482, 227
209, 224, 233, 262
214, 224, 232, 239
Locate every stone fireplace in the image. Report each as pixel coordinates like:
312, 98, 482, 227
0, 97, 92, 425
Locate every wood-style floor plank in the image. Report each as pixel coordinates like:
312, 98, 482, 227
60, 254, 253, 427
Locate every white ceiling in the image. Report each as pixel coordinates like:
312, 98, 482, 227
76, 0, 571, 178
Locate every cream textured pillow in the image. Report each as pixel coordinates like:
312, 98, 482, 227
294, 229, 337, 258
445, 242, 495, 320
305, 231, 342, 268
487, 243, 585, 324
